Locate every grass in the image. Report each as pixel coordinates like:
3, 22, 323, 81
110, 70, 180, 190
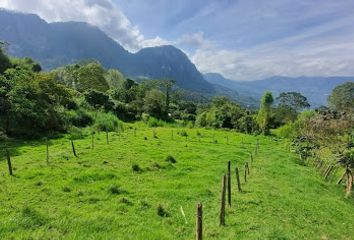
0, 125, 353, 239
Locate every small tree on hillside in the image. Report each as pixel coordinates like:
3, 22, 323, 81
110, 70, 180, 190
257, 91, 274, 135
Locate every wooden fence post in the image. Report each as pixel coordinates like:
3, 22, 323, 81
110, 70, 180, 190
227, 161, 231, 206
46, 138, 49, 165
134, 128, 137, 137
219, 174, 226, 226
91, 131, 95, 149
6, 149, 13, 176
244, 164, 247, 183
226, 135, 229, 145
246, 162, 250, 175
250, 152, 253, 163
235, 167, 242, 192
346, 172, 353, 197
106, 128, 109, 144
196, 202, 203, 240
71, 140, 77, 157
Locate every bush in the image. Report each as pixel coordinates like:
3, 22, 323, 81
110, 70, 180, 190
67, 109, 93, 127
147, 117, 166, 127
94, 112, 123, 132
68, 126, 84, 140
276, 122, 297, 138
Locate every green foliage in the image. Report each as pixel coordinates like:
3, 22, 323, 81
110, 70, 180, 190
257, 91, 274, 135
146, 117, 166, 127
94, 111, 122, 132
54, 62, 109, 92
11, 57, 42, 72
276, 92, 310, 111
275, 121, 297, 138
68, 126, 84, 140
66, 108, 93, 127
0, 46, 11, 74
0, 66, 75, 138
84, 89, 114, 111
104, 69, 126, 89
195, 96, 258, 134
328, 82, 354, 112
143, 89, 167, 119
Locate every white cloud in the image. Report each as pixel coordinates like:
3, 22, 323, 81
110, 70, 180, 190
176, 32, 214, 49
0, 0, 170, 51
140, 36, 173, 48
191, 14, 354, 80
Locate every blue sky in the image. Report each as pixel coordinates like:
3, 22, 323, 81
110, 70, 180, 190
1, 0, 354, 80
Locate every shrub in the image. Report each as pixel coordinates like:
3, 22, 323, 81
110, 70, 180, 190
67, 109, 93, 127
147, 117, 166, 127
276, 122, 297, 138
94, 112, 123, 132
68, 126, 84, 140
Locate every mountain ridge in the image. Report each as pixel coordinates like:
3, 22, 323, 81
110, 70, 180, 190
204, 73, 354, 107
0, 9, 214, 93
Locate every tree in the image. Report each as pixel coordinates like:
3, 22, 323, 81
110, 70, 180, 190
85, 89, 114, 111
0, 66, 74, 137
77, 62, 109, 92
328, 82, 354, 113
257, 91, 274, 135
276, 92, 310, 112
104, 69, 125, 89
0, 43, 11, 74
143, 89, 166, 119
11, 57, 42, 72
161, 79, 175, 114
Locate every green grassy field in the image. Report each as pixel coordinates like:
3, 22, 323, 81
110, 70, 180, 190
0, 125, 353, 239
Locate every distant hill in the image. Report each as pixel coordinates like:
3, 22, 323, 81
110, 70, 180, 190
204, 73, 354, 107
0, 9, 214, 93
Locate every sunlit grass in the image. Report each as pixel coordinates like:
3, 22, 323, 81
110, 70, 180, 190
0, 125, 353, 239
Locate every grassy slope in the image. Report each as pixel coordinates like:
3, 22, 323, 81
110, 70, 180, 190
0, 126, 353, 239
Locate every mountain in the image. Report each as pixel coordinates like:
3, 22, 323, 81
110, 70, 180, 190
0, 9, 214, 93
204, 73, 354, 107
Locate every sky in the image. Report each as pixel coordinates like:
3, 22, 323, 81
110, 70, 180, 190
1, 0, 354, 80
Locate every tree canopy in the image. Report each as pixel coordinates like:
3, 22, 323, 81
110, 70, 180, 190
328, 82, 354, 113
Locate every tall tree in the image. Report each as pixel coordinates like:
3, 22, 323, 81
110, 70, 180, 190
257, 91, 274, 135
0, 42, 11, 74
161, 79, 175, 114
276, 92, 310, 112
328, 82, 354, 113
